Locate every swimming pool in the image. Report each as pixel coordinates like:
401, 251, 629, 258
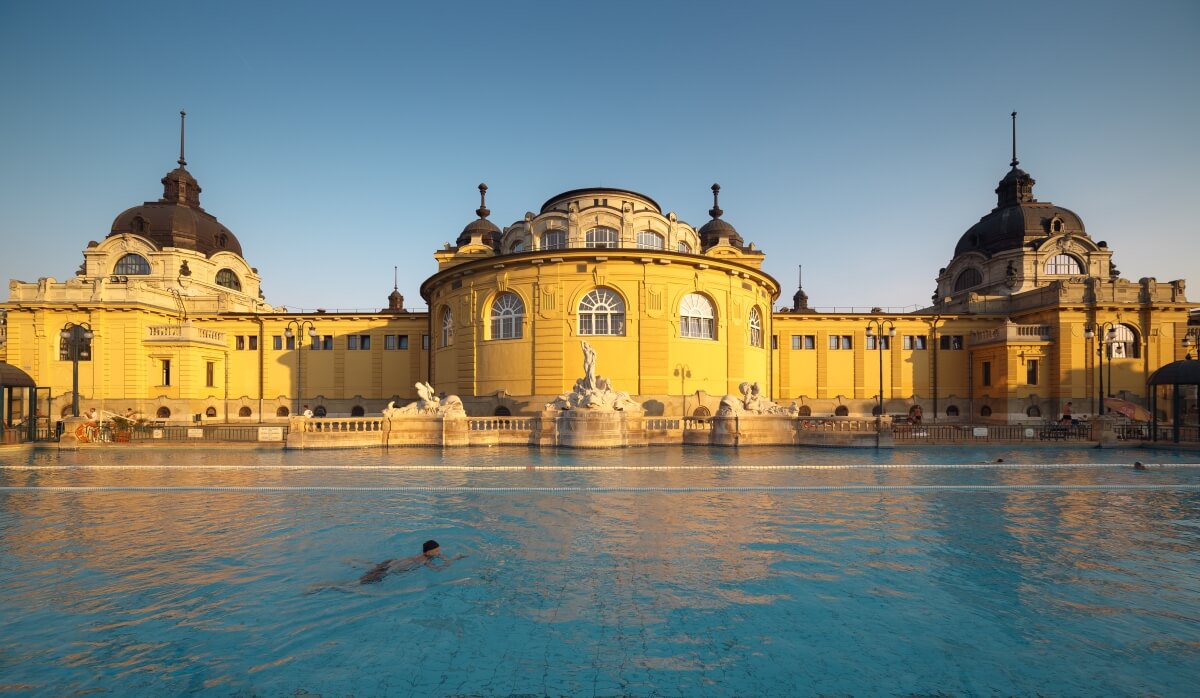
2, 447, 1198, 696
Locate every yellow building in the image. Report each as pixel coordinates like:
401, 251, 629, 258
2, 132, 1195, 426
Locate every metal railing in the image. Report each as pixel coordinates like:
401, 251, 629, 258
893, 422, 1094, 442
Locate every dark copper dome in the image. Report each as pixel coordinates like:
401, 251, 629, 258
953, 166, 1086, 258
108, 163, 243, 258
455, 183, 501, 249
698, 183, 744, 250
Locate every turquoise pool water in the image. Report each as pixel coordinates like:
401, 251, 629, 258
2, 447, 1198, 696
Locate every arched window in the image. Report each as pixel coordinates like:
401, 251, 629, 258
692, 406, 711, 417
440, 307, 453, 347
216, 269, 242, 291
131, 216, 147, 234
680, 293, 715, 339
980, 405, 993, 417
945, 405, 960, 417
953, 268, 982, 292
490, 292, 525, 340
509, 240, 526, 254
834, 406, 849, 417
636, 231, 665, 250
676, 241, 692, 254
156, 407, 171, 419
1045, 254, 1082, 275
585, 227, 618, 249
276, 406, 290, 417
578, 288, 626, 336
206, 406, 218, 417
494, 406, 512, 416
1026, 405, 1042, 418
314, 405, 327, 417
748, 307, 763, 347
1109, 324, 1140, 358
238, 406, 252, 417
541, 230, 567, 250
798, 405, 812, 417
114, 253, 151, 275
351, 405, 365, 417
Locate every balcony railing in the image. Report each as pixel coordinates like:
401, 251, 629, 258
145, 323, 226, 347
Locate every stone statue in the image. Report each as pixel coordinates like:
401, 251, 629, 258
391, 382, 466, 416
545, 341, 642, 412
718, 381, 797, 416
582, 340, 597, 391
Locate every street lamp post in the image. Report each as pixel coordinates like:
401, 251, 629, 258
1085, 322, 1117, 416
673, 364, 692, 417
1183, 333, 1196, 361
284, 320, 317, 416
865, 319, 896, 447
60, 322, 94, 418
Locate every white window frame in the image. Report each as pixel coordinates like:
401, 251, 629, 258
748, 307, 763, 347
585, 227, 619, 249
680, 293, 716, 340
578, 288, 626, 336
490, 292, 525, 340
636, 231, 665, 250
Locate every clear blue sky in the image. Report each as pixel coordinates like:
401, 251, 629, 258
2, 1, 1197, 313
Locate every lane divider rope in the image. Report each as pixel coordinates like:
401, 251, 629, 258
3, 485, 1198, 493
3, 463, 1197, 471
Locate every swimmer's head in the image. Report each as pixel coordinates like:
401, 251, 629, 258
422, 539, 441, 557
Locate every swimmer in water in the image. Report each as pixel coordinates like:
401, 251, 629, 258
1133, 461, 1147, 471
359, 539, 465, 584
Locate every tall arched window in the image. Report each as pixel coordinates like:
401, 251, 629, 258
748, 306, 763, 347
541, 230, 567, 250
440, 307, 454, 347
215, 269, 241, 291
1045, 254, 1082, 275
509, 240, 526, 253
114, 253, 151, 275
953, 267, 982, 291
578, 288, 625, 336
1109, 324, 1140, 358
680, 293, 715, 339
636, 231, 665, 250
585, 227, 618, 249
490, 292, 525, 340
676, 241, 692, 254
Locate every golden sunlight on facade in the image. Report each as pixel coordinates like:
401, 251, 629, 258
2, 120, 1195, 427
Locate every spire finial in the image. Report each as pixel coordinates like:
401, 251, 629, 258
393, 265, 398, 292
798, 264, 803, 289
708, 183, 723, 219
476, 183, 490, 219
1010, 111, 1018, 169
178, 110, 187, 167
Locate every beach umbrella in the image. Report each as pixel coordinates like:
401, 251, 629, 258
1103, 397, 1153, 421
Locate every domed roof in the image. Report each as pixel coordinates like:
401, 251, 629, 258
1148, 359, 1200, 386
455, 183, 501, 249
698, 184, 744, 250
953, 165, 1086, 258
107, 114, 244, 258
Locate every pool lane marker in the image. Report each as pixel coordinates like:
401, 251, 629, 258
4, 484, 1200, 493
4, 463, 1199, 471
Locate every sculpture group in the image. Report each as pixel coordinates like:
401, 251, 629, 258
718, 382, 797, 416
383, 382, 466, 417
545, 341, 642, 412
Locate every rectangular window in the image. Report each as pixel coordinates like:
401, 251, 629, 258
322, 335, 333, 351
940, 335, 964, 350
273, 335, 282, 351
771, 335, 778, 350
841, 335, 852, 350
792, 335, 816, 350
311, 336, 319, 350
348, 335, 358, 350
803, 335, 814, 350
236, 335, 245, 350
398, 335, 409, 350
385, 335, 396, 350
422, 335, 430, 350
249, 336, 258, 351
792, 335, 802, 350
982, 361, 992, 386
161, 359, 171, 386
286, 335, 295, 350
1027, 359, 1039, 385
829, 335, 840, 350
913, 336, 927, 350
360, 335, 370, 350
206, 361, 215, 387
866, 336, 891, 350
